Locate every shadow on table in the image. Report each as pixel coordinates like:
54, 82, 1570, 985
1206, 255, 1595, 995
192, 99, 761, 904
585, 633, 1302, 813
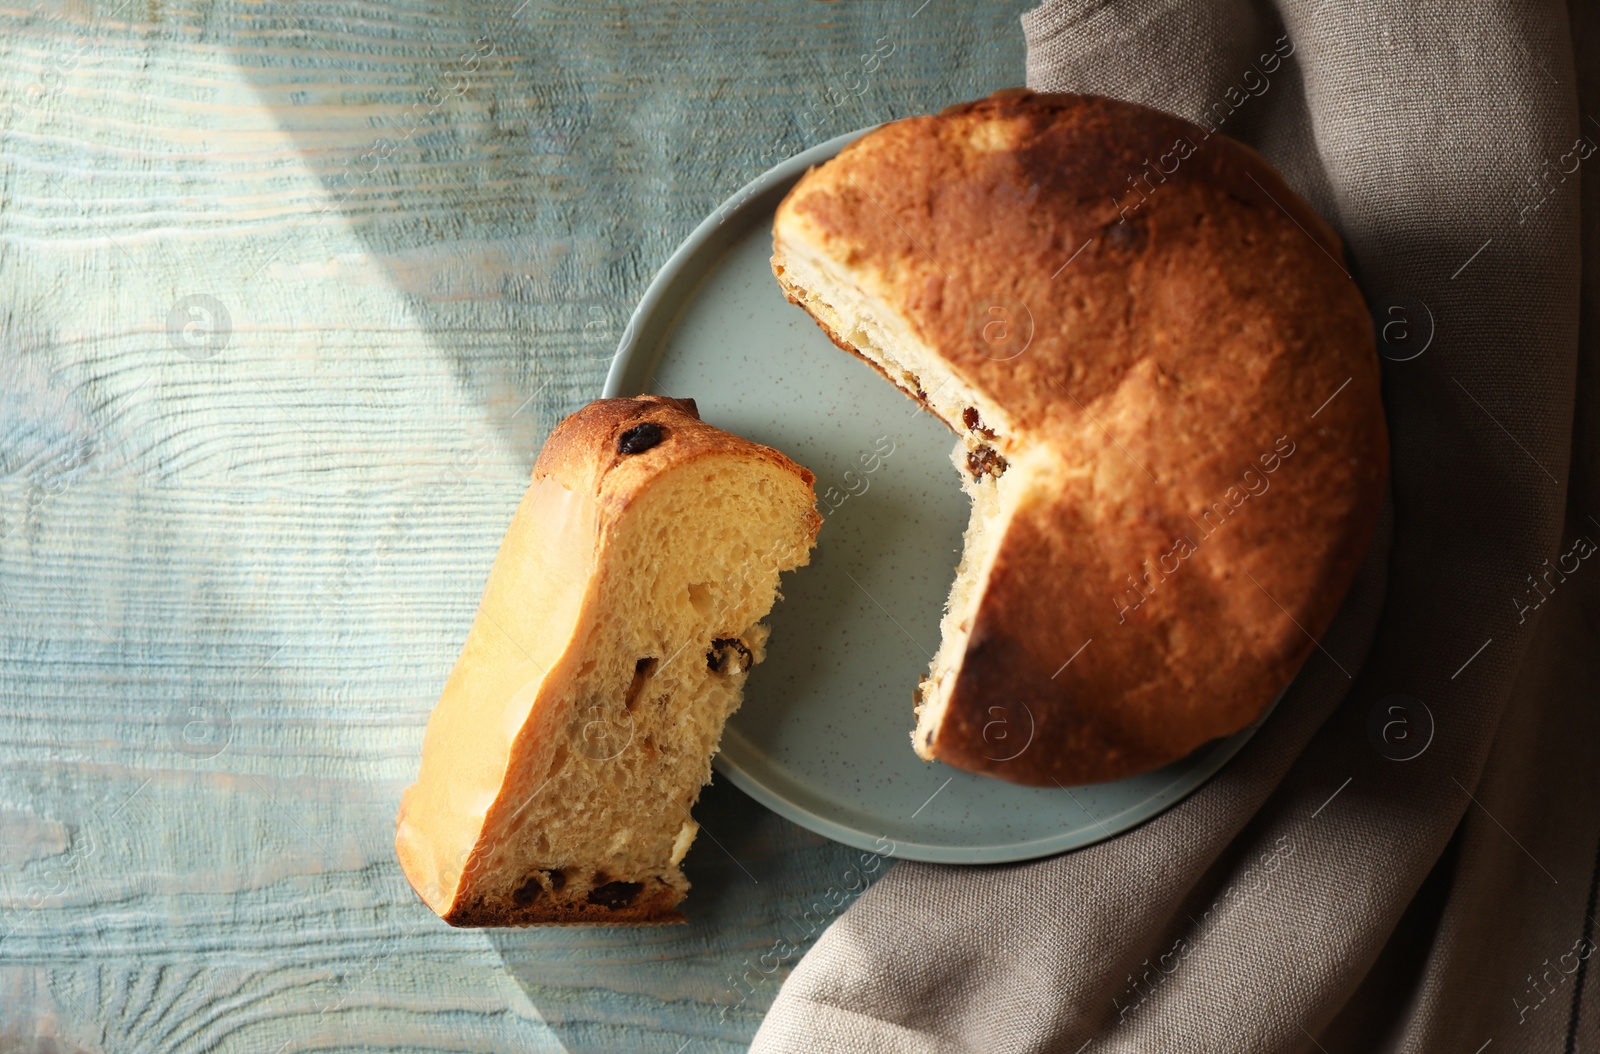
486, 775, 876, 1054
219, 0, 1024, 470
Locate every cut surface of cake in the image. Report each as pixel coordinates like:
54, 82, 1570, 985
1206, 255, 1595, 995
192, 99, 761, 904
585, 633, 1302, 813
772, 89, 1388, 786
395, 396, 820, 924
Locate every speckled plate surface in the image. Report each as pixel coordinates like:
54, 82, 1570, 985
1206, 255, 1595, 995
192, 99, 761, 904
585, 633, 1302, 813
602, 129, 1278, 864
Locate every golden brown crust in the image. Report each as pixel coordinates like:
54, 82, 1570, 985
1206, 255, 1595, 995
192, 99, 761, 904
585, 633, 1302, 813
774, 90, 1387, 785
441, 872, 686, 927
534, 394, 818, 502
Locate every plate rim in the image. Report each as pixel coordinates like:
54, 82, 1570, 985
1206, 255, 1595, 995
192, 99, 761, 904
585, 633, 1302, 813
601, 127, 1280, 864
603, 126, 877, 399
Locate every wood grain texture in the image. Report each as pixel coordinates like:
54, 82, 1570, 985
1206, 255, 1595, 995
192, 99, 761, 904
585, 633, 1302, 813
0, 0, 1024, 1050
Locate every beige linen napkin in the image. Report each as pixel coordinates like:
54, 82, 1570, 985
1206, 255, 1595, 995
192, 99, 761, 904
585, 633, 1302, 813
752, 1, 1599, 1050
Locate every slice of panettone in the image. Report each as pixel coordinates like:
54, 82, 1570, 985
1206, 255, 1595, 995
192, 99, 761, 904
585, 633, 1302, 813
396, 396, 820, 925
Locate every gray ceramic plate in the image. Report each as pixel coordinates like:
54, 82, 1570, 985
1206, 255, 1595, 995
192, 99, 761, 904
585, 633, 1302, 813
603, 129, 1278, 864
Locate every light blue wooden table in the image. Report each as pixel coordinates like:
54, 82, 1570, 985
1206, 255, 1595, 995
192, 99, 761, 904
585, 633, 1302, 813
0, 2, 1024, 1050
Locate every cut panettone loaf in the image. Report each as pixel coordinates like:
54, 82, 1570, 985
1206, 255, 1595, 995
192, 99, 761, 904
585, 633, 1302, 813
772, 90, 1388, 786
395, 396, 820, 925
